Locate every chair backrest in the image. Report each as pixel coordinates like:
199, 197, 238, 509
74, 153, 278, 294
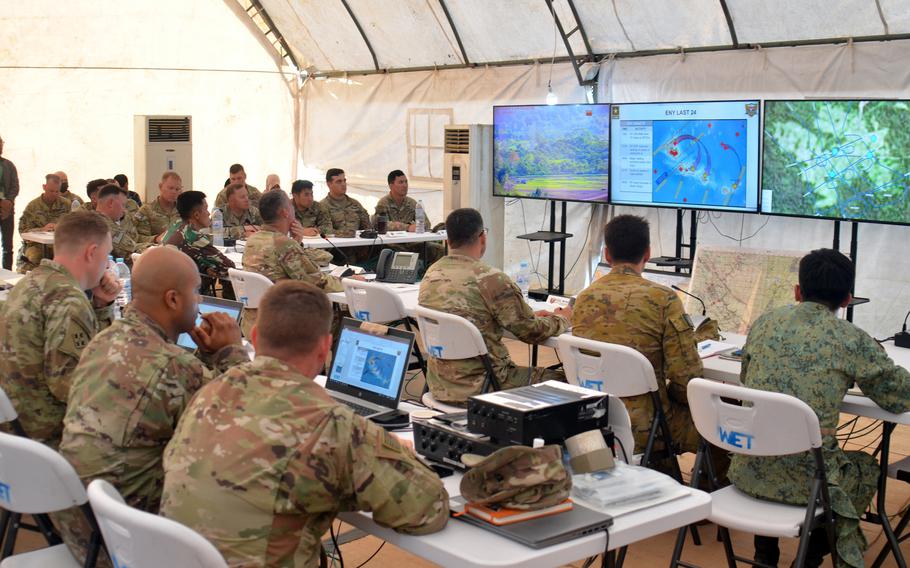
88, 480, 227, 568
0, 386, 18, 423
414, 305, 488, 360
227, 268, 273, 309
0, 432, 88, 513
607, 395, 635, 464
556, 334, 659, 397
686, 378, 823, 456
342, 279, 407, 323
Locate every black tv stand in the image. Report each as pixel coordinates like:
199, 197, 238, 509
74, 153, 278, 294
517, 201, 572, 295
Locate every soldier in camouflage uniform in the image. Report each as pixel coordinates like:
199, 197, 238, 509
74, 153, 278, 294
81, 178, 107, 212
56, 248, 248, 565
161, 281, 448, 566
134, 171, 182, 244
241, 190, 344, 336
95, 184, 151, 264
54, 171, 83, 208
732, 249, 910, 568
0, 211, 119, 445
374, 170, 444, 267
17, 173, 72, 272
217, 183, 262, 240
164, 191, 236, 280
320, 168, 371, 234
572, 215, 726, 479
213, 163, 262, 209
291, 179, 332, 236
418, 208, 569, 404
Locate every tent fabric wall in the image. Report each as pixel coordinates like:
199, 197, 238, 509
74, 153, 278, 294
599, 38, 910, 338
0, 0, 297, 255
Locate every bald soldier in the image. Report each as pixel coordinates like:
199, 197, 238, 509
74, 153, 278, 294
0, 211, 120, 445
162, 281, 449, 566
17, 173, 71, 272
241, 190, 342, 336
418, 208, 570, 404
572, 215, 727, 478
134, 171, 182, 244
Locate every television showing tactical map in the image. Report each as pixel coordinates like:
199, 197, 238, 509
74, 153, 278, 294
610, 101, 760, 213
761, 100, 910, 225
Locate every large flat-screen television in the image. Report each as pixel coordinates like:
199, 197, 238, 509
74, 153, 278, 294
493, 104, 610, 203
609, 100, 761, 213
761, 99, 910, 225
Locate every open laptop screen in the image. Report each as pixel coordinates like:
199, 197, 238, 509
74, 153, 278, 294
327, 318, 414, 408
176, 296, 244, 350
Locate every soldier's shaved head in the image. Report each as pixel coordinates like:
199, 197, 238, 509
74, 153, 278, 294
132, 246, 201, 338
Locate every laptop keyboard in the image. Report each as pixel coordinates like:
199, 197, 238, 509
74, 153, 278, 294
331, 396, 376, 417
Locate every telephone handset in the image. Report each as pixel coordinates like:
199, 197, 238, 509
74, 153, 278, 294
376, 249, 420, 284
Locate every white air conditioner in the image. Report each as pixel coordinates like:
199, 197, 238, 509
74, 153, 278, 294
443, 124, 503, 268
133, 116, 193, 202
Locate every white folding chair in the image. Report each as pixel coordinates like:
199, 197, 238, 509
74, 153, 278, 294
87, 480, 227, 568
0, 433, 103, 567
556, 335, 683, 477
226, 268, 273, 309
343, 280, 426, 375
670, 378, 836, 568
414, 306, 501, 410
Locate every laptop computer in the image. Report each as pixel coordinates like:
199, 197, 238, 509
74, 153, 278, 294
326, 317, 415, 420
176, 296, 244, 351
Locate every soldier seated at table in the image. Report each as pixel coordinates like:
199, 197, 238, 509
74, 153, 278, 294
134, 171, 182, 244
95, 184, 152, 265
418, 207, 570, 405
17, 173, 71, 272
291, 179, 332, 237
161, 280, 448, 566
217, 183, 262, 240
373, 169, 444, 270
734, 248, 910, 568
320, 167, 373, 263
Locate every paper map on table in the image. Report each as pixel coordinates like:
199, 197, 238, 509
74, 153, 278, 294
688, 245, 802, 334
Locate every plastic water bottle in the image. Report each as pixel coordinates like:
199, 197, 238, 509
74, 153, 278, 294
115, 258, 131, 315
415, 200, 425, 234
70, 199, 81, 212
107, 256, 121, 319
211, 208, 224, 247
516, 261, 531, 297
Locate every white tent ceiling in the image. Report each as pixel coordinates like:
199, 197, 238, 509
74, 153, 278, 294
256, 0, 909, 76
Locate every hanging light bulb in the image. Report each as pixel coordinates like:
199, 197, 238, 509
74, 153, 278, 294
546, 81, 558, 106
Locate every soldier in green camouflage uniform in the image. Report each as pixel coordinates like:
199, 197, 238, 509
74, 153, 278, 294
418, 208, 569, 404
164, 191, 236, 279
731, 249, 910, 568
96, 184, 151, 264
161, 281, 448, 566
291, 179, 333, 236
321, 168, 371, 234
17, 173, 71, 272
0, 211, 119, 445
54, 171, 83, 208
218, 183, 263, 240
374, 170, 444, 267
214, 164, 261, 209
134, 171, 182, 244
241, 190, 343, 336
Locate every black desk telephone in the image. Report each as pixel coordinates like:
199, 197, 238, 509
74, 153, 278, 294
376, 250, 420, 284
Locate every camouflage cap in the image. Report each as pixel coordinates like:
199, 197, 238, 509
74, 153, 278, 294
459, 445, 571, 510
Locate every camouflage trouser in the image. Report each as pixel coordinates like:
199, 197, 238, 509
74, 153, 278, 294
52, 507, 113, 568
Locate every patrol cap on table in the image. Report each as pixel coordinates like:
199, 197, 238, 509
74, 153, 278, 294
460, 445, 571, 510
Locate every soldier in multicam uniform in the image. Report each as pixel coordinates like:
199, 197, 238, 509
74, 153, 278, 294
217, 183, 262, 240
81, 178, 107, 212
95, 184, 151, 264
17, 173, 71, 272
164, 191, 236, 280
320, 167, 371, 234
213, 163, 262, 209
161, 281, 449, 566
572, 215, 727, 479
54, 171, 83, 207
134, 171, 182, 244
418, 208, 570, 404
241, 190, 344, 336
291, 179, 333, 236
374, 169, 444, 266
0, 211, 120, 446
57, 247, 248, 565
732, 249, 910, 568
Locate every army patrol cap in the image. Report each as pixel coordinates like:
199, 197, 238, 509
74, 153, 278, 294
459, 445, 571, 510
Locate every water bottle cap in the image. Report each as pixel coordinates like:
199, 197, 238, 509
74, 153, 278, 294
116, 258, 125, 263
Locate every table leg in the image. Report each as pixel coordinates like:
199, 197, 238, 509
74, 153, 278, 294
870, 422, 906, 568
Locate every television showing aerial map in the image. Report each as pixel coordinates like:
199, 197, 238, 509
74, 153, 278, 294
609, 100, 761, 213
761, 100, 910, 225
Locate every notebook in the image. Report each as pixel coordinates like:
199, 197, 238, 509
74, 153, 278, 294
326, 317, 414, 420
176, 296, 244, 351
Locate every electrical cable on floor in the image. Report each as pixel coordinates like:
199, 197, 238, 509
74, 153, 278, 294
354, 542, 385, 568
